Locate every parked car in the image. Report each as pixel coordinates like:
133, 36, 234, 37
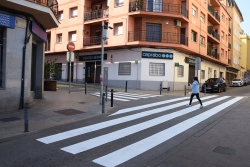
244, 78, 250, 85
201, 78, 227, 93
230, 78, 243, 87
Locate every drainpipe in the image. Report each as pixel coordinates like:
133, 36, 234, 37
19, 16, 31, 109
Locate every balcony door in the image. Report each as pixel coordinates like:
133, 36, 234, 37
146, 23, 161, 42
146, 0, 162, 12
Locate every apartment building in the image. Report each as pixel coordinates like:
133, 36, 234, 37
0, 0, 59, 112
226, 0, 243, 80
240, 34, 250, 78
46, 0, 231, 91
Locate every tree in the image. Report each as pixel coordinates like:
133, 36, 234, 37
44, 59, 61, 81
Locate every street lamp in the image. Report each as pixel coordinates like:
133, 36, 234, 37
100, 21, 113, 104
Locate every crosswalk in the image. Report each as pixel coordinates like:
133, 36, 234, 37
36, 95, 244, 167
90, 91, 163, 101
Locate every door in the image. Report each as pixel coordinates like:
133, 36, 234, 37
188, 65, 195, 84
67, 62, 74, 82
85, 62, 95, 83
54, 63, 62, 80
181, 1, 186, 16
31, 43, 37, 91
95, 62, 101, 83
147, 0, 162, 12
146, 23, 161, 42
180, 28, 186, 44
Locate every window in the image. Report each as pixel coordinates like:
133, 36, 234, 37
146, 0, 162, 12
201, 70, 205, 79
200, 36, 205, 46
191, 30, 197, 42
69, 31, 76, 42
146, 23, 161, 42
149, 62, 165, 76
116, 0, 124, 6
221, 48, 224, 57
200, 12, 205, 23
222, 13, 225, 22
177, 65, 184, 77
57, 34, 62, 43
0, 27, 4, 88
214, 70, 217, 78
118, 62, 131, 75
221, 31, 224, 40
192, 5, 197, 17
114, 23, 123, 35
70, 7, 78, 18
58, 11, 63, 21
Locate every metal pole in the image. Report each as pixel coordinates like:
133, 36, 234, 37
102, 93, 105, 113
204, 85, 206, 95
160, 83, 162, 95
24, 103, 29, 132
100, 21, 104, 104
85, 82, 87, 94
136, 63, 138, 89
125, 81, 127, 92
69, 52, 71, 93
105, 85, 108, 102
111, 89, 113, 107
184, 85, 186, 96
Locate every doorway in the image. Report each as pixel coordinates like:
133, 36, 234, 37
85, 61, 101, 83
31, 43, 37, 91
67, 62, 74, 82
188, 65, 195, 84
55, 63, 62, 80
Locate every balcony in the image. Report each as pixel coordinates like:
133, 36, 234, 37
128, 31, 188, 45
208, 5, 220, 24
129, 1, 188, 19
84, 9, 109, 22
207, 26, 220, 42
207, 48, 219, 59
83, 36, 102, 46
228, 42, 231, 50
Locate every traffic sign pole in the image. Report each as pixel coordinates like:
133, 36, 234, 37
67, 42, 75, 94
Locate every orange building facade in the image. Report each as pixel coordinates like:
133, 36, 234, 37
45, 0, 232, 91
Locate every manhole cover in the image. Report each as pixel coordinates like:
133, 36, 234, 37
212, 146, 238, 155
54, 109, 85, 116
78, 102, 86, 104
0, 117, 21, 122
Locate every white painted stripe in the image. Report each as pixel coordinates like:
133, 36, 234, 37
90, 94, 130, 101
109, 92, 161, 98
91, 93, 139, 100
61, 96, 229, 154
36, 96, 214, 144
113, 92, 160, 97
93, 97, 243, 167
110, 96, 215, 116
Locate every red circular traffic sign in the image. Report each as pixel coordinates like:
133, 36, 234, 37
67, 42, 75, 52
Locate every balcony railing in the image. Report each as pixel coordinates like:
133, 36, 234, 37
28, 0, 58, 18
84, 9, 109, 21
83, 36, 102, 46
129, 1, 188, 18
207, 26, 220, 41
45, 42, 50, 51
207, 48, 219, 59
208, 5, 220, 22
228, 42, 231, 49
128, 31, 188, 45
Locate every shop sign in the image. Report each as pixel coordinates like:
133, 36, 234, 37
185, 57, 195, 65
79, 54, 107, 61
141, 51, 173, 59
31, 21, 47, 42
0, 12, 15, 29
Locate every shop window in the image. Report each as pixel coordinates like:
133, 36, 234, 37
69, 31, 76, 42
70, 7, 78, 18
57, 33, 62, 43
119, 62, 131, 75
201, 70, 205, 79
177, 65, 184, 77
114, 23, 123, 35
149, 62, 165, 76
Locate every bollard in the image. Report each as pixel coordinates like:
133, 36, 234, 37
204, 85, 206, 95
160, 84, 162, 95
102, 93, 105, 113
184, 85, 186, 96
24, 103, 29, 132
125, 81, 127, 92
105, 86, 108, 102
85, 82, 87, 94
111, 89, 113, 107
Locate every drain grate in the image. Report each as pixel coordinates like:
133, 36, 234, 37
54, 109, 85, 116
212, 146, 238, 155
0, 117, 21, 122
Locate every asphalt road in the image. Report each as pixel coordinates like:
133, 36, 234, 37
0, 84, 249, 167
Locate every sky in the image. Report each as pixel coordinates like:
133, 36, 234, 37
235, 0, 250, 35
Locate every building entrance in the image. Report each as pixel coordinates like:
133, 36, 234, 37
188, 65, 195, 84
85, 61, 101, 83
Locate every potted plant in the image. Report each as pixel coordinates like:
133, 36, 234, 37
134, 0, 143, 11
44, 59, 61, 91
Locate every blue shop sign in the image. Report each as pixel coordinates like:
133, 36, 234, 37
142, 51, 173, 59
31, 21, 47, 42
79, 54, 107, 61
0, 12, 15, 29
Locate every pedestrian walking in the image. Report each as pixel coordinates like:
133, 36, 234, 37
186, 76, 203, 108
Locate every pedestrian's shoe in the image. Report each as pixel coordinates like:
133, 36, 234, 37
186, 104, 191, 107
200, 105, 203, 109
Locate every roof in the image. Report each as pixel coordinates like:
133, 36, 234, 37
227, 0, 244, 21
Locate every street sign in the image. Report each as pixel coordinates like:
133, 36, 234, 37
195, 57, 201, 70
66, 52, 74, 62
67, 42, 75, 52
175, 62, 179, 67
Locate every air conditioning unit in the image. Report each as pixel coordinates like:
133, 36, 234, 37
174, 20, 181, 27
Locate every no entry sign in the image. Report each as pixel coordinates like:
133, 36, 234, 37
67, 42, 75, 52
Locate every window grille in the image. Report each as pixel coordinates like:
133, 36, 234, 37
177, 65, 184, 77
201, 70, 205, 79
119, 62, 131, 75
149, 63, 165, 76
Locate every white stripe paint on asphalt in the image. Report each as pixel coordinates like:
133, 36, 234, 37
61, 96, 229, 154
109, 92, 162, 98
90, 94, 129, 101
36, 96, 215, 144
110, 96, 215, 116
92, 93, 139, 100
113, 92, 162, 97
93, 97, 243, 167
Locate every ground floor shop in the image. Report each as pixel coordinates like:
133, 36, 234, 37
45, 48, 227, 91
